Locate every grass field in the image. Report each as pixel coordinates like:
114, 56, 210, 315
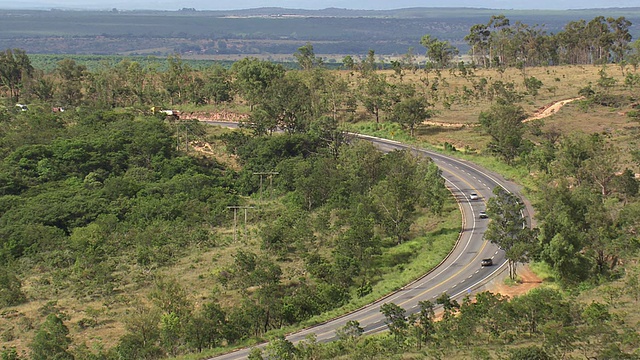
365, 64, 639, 168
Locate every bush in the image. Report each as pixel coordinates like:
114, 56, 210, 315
0, 267, 26, 308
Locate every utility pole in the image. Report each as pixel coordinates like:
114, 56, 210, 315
185, 123, 189, 153
253, 171, 279, 200
227, 206, 254, 242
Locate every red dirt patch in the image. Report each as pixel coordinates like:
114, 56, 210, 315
490, 264, 543, 298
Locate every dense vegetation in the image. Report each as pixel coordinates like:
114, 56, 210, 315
0, 10, 639, 360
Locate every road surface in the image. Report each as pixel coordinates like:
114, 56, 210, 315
202, 123, 532, 359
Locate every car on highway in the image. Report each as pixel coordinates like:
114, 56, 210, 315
469, 192, 479, 200
479, 210, 488, 219
481, 258, 493, 266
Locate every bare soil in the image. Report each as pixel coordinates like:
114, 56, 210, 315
489, 264, 543, 298
522, 96, 584, 123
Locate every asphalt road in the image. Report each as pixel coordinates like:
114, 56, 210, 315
203, 125, 532, 359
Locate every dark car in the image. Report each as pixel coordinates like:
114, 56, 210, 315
479, 211, 488, 219
481, 258, 493, 266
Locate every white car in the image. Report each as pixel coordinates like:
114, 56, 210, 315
469, 193, 479, 200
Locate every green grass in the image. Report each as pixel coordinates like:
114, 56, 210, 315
527, 261, 558, 284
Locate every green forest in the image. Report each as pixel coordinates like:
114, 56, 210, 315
0, 11, 639, 360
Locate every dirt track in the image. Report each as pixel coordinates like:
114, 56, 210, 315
522, 97, 584, 123
421, 97, 583, 127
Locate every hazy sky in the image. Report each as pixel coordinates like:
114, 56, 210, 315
5, 0, 640, 11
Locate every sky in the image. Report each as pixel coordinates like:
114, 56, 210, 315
4, 0, 640, 11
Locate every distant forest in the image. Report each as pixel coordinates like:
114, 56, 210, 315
0, 7, 639, 58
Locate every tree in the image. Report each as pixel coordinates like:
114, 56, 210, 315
487, 15, 512, 67
202, 64, 233, 104
30, 74, 55, 103
334, 202, 381, 295
361, 49, 377, 74
536, 185, 592, 283
227, 251, 283, 335
336, 320, 364, 342
484, 187, 536, 280
231, 57, 285, 110
509, 287, 572, 337
420, 35, 458, 69
261, 203, 315, 256
294, 43, 322, 71
246, 74, 312, 135
55, 58, 87, 107
413, 300, 436, 348
342, 55, 355, 71
524, 76, 543, 96
436, 292, 460, 315
360, 73, 389, 123
162, 54, 192, 105
184, 301, 226, 352
337, 139, 384, 199
29, 314, 74, 360
465, 24, 491, 67
0, 266, 26, 308
370, 150, 446, 243
586, 16, 612, 65
380, 302, 408, 345
478, 101, 528, 164
390, 97, 432, 137
0, 48, 33, 102
607, 17, 632, 64
264, 335, 297, 360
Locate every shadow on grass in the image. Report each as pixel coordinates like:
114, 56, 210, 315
430, 226, 459, 237
414, 124, 467, 137
379, 227, 459, 268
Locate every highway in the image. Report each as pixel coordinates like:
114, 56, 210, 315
203, 123, 532, 359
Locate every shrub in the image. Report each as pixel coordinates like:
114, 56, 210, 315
0, 267, 26, 308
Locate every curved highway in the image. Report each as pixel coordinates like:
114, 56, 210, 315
204, 123, 533, 359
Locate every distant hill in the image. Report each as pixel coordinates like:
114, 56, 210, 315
0, 7, 639, 58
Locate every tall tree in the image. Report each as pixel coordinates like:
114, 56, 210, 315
0, 48, 33, 102
361, 49, 377, 74
360, 73, 389, 123
335, 202, 381, 294
163, 54, 192, 105
185, 302, 227, 352
607, 16, 632, 64
202, 64, 234, 104
251, 74, 312, 134
465, 24, 491, 67
380, 302, 408, 346
390, 96, 432, 137
485, 187, 537, 280
55, 58, 86, 107
294, 42, 323, 71
413, 300, 436, 348
231, 57, 285, 110
420, 34, 458, 69
487, 15, 512, 67
370, 150, 446, 243
478, 101, 528, 164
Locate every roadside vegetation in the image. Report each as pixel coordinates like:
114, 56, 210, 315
0, 12, 639, 360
